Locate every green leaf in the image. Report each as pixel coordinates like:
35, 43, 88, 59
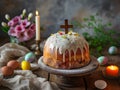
90, 15, 95, 21
71, 21, 84, 28
1, 26, 9, 33
97, 46, 102, 52
82, 32, 90, 39
83, 18, 88, 21
88, 22, 93, 27
107, 22, 112, 26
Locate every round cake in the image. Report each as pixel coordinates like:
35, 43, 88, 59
43, 31, 90, 69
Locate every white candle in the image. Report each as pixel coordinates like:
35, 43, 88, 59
35, 11, 40, 40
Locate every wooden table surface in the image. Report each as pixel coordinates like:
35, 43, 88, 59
35, 63, 120, 90
34, 50, 120, 90
0, 39, 120, 90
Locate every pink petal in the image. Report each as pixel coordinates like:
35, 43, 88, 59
8, 27, 16, 36
15, 25, 25, 33
8, 20, 15, 27
17, 32, 27, 42
29, 24, 35, 32
20, 19, 31, 27
8, 16, 21, 27
24, 29, 35, 40
13, 16, 21, 24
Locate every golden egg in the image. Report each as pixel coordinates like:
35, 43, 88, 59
21, 61, 31, 70
1, 66, 14, 76
7, 60, 20, 69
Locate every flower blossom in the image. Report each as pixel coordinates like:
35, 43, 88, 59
20, 19, 30, 27
15, 25, 25, 33
17, 32, 27, 42
1, 22, 7, 27
8, 16, 21, 27
29, 24, 35, 32
24, 29, 35, 39
8, 27, 16, 36
3, 9, 35, 43
5, 14, 10, 21
22, 9, 26, 15
28, 13, 33, 20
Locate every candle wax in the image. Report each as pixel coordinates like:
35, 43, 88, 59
35, 11, 40, 40
106, 65, 119, 77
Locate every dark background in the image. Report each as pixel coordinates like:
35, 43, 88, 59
0, 0, 120, 39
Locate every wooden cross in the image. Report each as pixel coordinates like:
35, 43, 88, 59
60, 19, 73, 34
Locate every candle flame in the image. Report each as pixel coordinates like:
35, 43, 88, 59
36, 11, 39, 16
111, 65, 114, 69
110, 65, 118, 70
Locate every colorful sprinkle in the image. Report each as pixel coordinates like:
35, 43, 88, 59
62, 35, 67, 39
68, 31, 72, 35
74, 33, 79, 36
59, 32, 63, 35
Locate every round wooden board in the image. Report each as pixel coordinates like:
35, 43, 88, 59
38, 56, 99, 77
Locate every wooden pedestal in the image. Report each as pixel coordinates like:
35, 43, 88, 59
38, 56, 99, 88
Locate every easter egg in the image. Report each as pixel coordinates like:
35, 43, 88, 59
25, 52, 36, 62
108, 46, 118, 55
97, 56, 108, 65
7, 60, 20, 69
21, 61, 31, 70
1, 66, 14, 76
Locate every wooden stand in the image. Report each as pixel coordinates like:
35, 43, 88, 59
53, 75, 89, 88
38, 56, 99, 88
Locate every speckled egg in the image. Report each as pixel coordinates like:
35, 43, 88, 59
25, 52, 36, 62
21, 60, 31, 70
97, 56, 108, 65
1, 66, 14, 76
108, 46, 118, 55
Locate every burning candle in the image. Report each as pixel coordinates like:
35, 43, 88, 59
35, 10, 40, 40
106, 65, 119, 77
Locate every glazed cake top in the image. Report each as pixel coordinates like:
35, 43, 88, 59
44, 31, 89, 55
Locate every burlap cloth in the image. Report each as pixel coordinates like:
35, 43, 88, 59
0, 43, 60, 90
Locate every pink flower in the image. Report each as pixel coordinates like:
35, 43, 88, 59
8, 27, 16, 36
8, 16, 21, 27
29, 24, 35, 32
17, 32, 27, 42
20, 19, 30, 27
24, 29, 35, 40
8, 20, 15, 27
13, 16, 21, 23
17, 29, 35, 42
15, 25, 25, 33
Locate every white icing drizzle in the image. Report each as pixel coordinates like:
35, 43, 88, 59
55, 46, 58, 60
44, 31, 89, 63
